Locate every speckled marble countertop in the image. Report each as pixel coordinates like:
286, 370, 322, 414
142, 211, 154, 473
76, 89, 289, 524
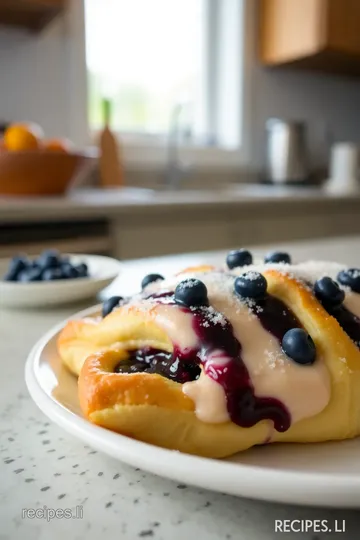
2, 237, 360, 540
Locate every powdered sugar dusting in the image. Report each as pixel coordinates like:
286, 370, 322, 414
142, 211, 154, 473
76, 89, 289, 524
231, 260, 346, 289
264, 347, 286, 369
244, 298, 264, 314
243, 271, 262, 281
200, 305, 228, 328
177, 278, 198, 289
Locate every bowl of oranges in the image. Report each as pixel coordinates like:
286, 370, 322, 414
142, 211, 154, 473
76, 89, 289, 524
0, 123, 93, 196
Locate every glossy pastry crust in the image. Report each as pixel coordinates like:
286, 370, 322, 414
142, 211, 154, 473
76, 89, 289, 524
265, 270, 360, 444
78, 350, 269, 457
58, 265, 360, 458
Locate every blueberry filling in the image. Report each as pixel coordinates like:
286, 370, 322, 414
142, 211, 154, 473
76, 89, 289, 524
247, 294, 303, 343
324, 305, 360, 348
114, 291, 290, 433
115, 348, 201, 384
243, 291, 315, 366
314, 277, 345, 309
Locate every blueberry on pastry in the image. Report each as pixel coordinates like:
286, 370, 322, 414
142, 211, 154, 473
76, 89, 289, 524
337, 268, 360, 293
264, 251, 292, 264
102, 296, 124, 318
57, 260, 360, 458
226, 249, 253, 269
141, 273, 165, 290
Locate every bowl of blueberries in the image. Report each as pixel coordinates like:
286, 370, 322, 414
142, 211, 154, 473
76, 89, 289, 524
0, 250, 122, 308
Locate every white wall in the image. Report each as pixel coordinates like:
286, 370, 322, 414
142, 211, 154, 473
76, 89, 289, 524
1, 2, 360, 168
0, 0, 88, 147
0, 21, 70, 137
252, 66, 360, 169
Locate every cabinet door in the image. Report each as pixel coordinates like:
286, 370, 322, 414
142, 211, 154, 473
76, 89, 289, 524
0, 0, 64, 32
260, 0, 324, 65
327, 0, 360, 56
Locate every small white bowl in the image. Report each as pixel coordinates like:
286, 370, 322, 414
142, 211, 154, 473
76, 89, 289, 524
0, 254, 122, 308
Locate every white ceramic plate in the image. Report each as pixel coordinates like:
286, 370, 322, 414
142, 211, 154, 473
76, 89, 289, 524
0, 254, 122, 308
25, 305, 360, 508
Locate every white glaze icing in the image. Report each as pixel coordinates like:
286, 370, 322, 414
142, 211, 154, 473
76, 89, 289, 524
205, 277, 330, 425
153, 304, 198, 352
125, 270, 331, 427
123, 298, 198, 352
183, 370, 229, 423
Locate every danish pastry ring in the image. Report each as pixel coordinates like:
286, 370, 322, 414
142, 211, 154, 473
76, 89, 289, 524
59, 261, 360, 457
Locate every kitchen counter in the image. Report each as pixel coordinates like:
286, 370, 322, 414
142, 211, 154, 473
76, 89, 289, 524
2, 185, 360, 259
1, 185, 360, 222
1, 236, 360, 540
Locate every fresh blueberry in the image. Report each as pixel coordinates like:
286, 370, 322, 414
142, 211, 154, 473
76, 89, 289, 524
234, 272, 267, 299
226, 249, 253, 269
61, 263, 80, 279
3, 270, 17, 282
75, 263, 89, 278
282, 328, 316, 365
38, 249, 60, 269
102, 296, 124, 318
337, 269, 360, 294
4, 255, 28, 281
314, 277, 344, 309
40, 249, 59, 258
42, 268, 64, 281
264, 251, 292, 264
174, 279, 209, 307
18, 267, 43, 282
141, 273, 164, 290
60, 262, 72, 272
9, 255, 28, 271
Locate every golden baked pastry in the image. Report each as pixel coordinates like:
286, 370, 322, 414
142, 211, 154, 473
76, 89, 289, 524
57, 249, 360, 457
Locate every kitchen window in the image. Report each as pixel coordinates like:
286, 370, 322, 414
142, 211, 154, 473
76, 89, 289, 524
82, 0, 251, 167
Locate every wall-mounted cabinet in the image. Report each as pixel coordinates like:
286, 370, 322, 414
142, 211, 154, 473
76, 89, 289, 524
260, 0, 360, 76
0, 0, 64, 33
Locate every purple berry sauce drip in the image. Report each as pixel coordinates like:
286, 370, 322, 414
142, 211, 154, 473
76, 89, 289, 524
326, 305, 360, 348
247, 295, 302, 342
116, 291, 293, 432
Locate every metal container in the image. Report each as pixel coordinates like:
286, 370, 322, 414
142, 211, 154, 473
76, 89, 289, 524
265, 119, 309, 184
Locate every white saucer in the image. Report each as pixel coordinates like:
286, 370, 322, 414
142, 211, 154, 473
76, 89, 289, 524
25, 304, 360, 508
0, 254, 122, 308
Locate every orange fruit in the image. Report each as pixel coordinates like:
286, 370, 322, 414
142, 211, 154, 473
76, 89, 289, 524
44, 138, 73, 153
0, 139, 6, 152
4, 123, 43, 151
